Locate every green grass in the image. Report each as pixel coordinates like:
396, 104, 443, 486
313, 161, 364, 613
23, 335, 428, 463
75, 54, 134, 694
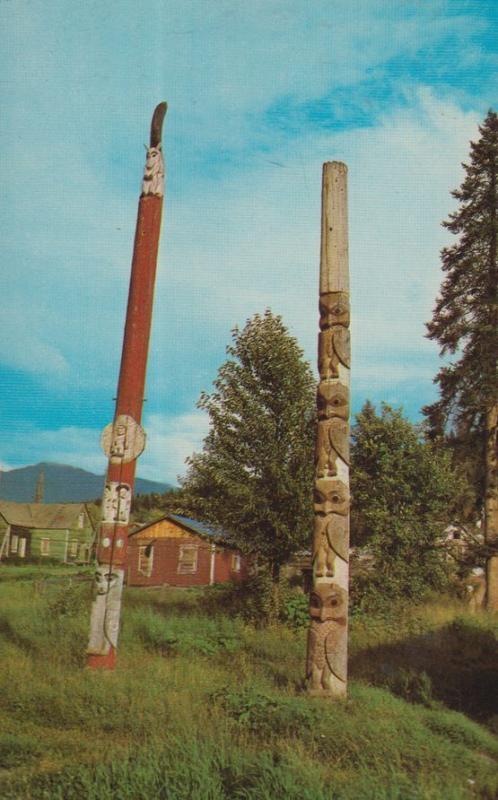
0, 562, 93, 582
0, 573, 496, 799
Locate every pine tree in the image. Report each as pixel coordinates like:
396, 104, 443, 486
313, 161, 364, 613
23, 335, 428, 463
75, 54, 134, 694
424, 110, 498, 609
180, 310, 316, 608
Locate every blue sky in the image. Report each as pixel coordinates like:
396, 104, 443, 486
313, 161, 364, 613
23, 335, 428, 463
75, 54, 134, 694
0, 1, 496, 483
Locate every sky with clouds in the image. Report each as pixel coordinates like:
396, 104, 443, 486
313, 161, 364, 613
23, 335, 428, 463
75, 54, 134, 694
0, 1, 496, 484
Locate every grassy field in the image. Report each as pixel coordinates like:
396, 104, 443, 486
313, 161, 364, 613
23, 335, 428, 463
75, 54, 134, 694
0, 565, 497, 799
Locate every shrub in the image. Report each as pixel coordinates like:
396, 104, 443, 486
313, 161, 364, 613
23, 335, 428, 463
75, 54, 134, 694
281, 593, 309, 629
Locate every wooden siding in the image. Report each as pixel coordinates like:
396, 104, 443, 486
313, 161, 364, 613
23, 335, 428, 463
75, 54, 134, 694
128, 532, 249, 587
133, 518, 193, 539
0, 519, 93, 562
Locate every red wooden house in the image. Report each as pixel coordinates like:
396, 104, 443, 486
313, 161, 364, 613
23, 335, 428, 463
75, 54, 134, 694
127, 514, 249, 587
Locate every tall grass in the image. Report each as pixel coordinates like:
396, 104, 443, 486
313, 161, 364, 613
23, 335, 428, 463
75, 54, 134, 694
0, 575, 496, 799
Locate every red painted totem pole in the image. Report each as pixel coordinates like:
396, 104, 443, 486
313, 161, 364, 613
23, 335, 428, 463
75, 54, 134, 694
87, 103, 167, 670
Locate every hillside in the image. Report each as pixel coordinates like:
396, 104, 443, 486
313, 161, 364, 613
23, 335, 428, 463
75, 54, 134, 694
0, 462, 170, 503
0, 577, 496, 799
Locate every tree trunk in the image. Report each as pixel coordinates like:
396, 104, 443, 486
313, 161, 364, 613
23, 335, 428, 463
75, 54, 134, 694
485, 405, 498, 610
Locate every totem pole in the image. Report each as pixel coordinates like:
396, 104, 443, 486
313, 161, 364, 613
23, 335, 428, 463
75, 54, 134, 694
87, 102, 167, 669
306, 162, 350, 698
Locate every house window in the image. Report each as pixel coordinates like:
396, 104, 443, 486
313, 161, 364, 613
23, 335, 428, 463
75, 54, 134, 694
40, 538, 50, 556
178, 544, 198, 574
18, 538, 26, 559
231, 554, 241, 572
10, 534, 18, 554
138, 545, 154, 577
78, 513, 85, 529
69, 540, 79, 558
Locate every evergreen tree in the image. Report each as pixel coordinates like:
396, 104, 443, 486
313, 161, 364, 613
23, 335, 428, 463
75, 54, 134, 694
424, 110, 498, 608
351, 402, 461, 605
180, 311, 316, 598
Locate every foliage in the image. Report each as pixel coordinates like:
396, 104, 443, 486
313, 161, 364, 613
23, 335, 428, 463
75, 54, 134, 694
180, 311, 315, 587
131, 488, 183, 523
424, 110, 498, 506
281, 592, 309, 630
350, 401, 462, 605
202, 576, 310, 628
136, 608, 242, 656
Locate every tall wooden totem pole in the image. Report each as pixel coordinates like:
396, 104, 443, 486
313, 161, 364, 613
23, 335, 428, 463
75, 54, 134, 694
87, 102, 167, 669
306, 161, 350, 698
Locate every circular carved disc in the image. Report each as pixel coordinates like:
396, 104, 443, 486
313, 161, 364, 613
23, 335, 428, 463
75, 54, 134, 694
101, 415, 146, 463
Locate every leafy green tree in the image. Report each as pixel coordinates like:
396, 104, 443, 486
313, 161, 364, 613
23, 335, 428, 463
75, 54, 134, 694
180, 310, 315, 605
350, 402, 462, 605
424, 110, 498, 608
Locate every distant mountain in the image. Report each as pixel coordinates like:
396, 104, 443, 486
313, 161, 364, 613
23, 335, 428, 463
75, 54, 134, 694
0, 462, 171, 503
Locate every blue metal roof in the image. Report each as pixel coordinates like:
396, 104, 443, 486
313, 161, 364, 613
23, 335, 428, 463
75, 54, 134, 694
168, 514, 227, 540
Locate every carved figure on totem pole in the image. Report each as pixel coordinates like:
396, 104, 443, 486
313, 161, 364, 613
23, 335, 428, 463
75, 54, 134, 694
141, 145, 165, 197
102, 481, 132, 524
306, 583, 348, 692
87, 566, 124, 655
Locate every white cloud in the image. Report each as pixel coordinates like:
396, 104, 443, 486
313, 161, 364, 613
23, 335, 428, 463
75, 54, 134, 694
0, 412, 209, 487
140, 411, 210, 484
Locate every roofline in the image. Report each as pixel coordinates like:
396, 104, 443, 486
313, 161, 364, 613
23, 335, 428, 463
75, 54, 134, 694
129, 513, 237, 547
0, 501, 89, 528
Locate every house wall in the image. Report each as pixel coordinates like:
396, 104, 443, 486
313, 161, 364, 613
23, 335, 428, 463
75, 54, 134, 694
0, 506, 94, 563
128, 528, 248, 587
213, 547, 249, 583
30, 528, 93, 562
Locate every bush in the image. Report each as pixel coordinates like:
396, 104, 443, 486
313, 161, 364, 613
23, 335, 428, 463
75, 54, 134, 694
281, 593, 309, 629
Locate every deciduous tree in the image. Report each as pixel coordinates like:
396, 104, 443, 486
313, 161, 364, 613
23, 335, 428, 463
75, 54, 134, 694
180, 311, 315, 607
351, 402, 461, 605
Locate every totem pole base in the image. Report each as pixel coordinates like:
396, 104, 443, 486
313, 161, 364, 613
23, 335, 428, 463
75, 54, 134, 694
86, 647, 117, 671
307, 685, 347, 699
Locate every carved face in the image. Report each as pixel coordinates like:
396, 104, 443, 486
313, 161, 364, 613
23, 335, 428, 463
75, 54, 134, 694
314, 477, 349, 516
317, 382, 349, 420
310, 583, 347, 621
95, 567, 120, 595
319, 292, 350, 329
145, 146, 163, 174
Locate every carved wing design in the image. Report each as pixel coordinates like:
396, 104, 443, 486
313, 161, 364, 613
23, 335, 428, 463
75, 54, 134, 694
326, 517, 349, 562
324, 623, 347, 682
333, 328, 351, 368
328, 418, 350, 464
